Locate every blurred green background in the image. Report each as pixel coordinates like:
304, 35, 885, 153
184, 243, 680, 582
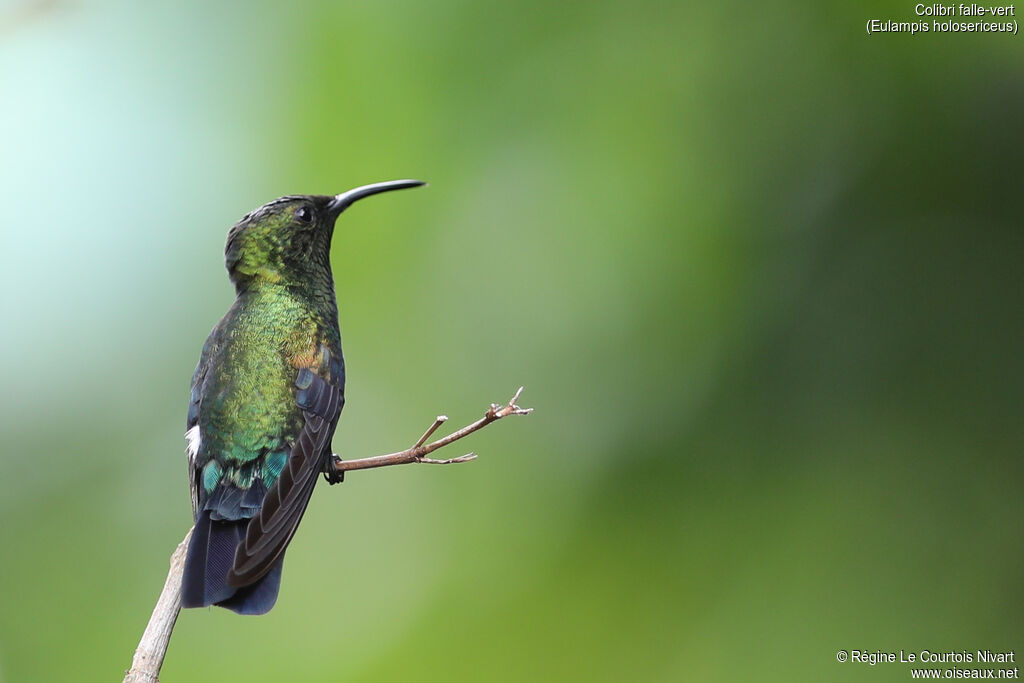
1, 1, 1021, 681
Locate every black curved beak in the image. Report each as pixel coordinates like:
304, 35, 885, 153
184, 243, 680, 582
327, 179, 426, 218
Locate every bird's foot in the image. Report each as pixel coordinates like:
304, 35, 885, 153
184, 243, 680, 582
322, 454, 345, 485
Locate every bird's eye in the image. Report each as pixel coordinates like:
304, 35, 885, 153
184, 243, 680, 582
295, 205, 314, 224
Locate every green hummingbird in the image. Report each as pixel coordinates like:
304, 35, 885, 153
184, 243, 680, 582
181, 179, 425, 614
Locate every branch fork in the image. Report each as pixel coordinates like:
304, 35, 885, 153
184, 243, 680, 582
331, 386, 533, 472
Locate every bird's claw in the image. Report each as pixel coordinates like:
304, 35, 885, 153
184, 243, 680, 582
322, 453, 345, 485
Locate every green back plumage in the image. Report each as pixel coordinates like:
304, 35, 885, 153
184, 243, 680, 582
200, 286, 329, 486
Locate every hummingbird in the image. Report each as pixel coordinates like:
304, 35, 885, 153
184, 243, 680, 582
181, 179, 425, 614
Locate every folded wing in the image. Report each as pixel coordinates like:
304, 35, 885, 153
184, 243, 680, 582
226, 369, 341, 588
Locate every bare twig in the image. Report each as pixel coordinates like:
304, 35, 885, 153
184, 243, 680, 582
333, 386, 533, 472
123, 387, 531, 683
414, 415, 448, 448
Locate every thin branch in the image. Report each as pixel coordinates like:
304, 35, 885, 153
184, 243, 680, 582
414, 415, 448, 448
124, 387, 532, 683
123, 529, 193, 683
333, 386, 533, 473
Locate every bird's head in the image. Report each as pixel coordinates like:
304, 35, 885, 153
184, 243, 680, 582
224, 179, 425, 290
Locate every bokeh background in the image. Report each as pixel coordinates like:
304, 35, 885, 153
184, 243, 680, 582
1, 1, 1021, 681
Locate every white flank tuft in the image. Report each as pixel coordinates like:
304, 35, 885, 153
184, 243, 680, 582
185, 425, 202, 457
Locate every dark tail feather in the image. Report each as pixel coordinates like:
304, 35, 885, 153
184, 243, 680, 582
181, 510, 284, 615
215, 558, 283, 615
